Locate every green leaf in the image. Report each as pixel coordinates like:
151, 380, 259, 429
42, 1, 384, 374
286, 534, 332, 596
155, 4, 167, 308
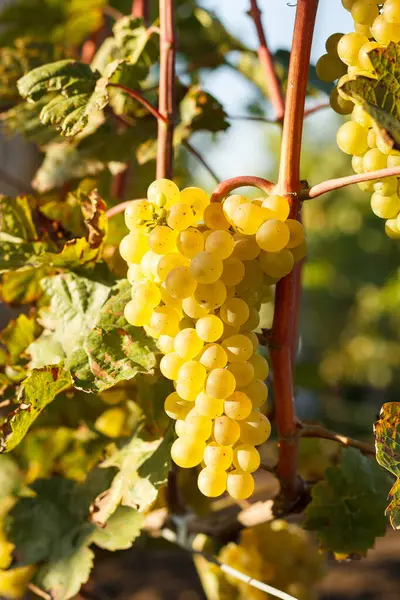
0, 314, 37, 364
0, 455, 23, 502
92, 427, 173, 525
0, 365, 71, 453
0, 267, 48, 304
0, 196, 37, 241
340, 42, 400, 150
375, 402, 400, 528
83, 279, 157, 391
305, 447, 391, 554
1, 97, 61, 146
90, 506, 143, 551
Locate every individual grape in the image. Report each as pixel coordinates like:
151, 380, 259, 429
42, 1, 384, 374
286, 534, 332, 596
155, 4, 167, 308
130, 281, 161, 309
195, 392, 224, 418
233, 444, 261, 473
171, 436, 205, 468
127, 263, 145, 284
167, 203, 195, 231
199, 343, 228, 370
383, 0, 400, 24
239, 411, 272, 445
336, 121, 369, 155
250, 354, 269, 380
227, 361, 255, 387
206, 368, 236, 398
174, 328, 204, 360
352, 155, 364, 174
180, 186, 210, 218
204, 442, 233, 470
385, 218, 400, 239
224, 391, 253, 420
329, 88, 354, 115
157, 252, 188, 281
177, 227, 204, 258
241, 307, 260, 331
213, 415, 241, 445
285, 219, 305, 249
362, 148, 387, 172
374, 177, 399, 196
222, 334, 254, 363
221, 321, 240, 339
337, 32, 369, 66
178, 361, 207, 392
160, 284, 182, 312
204, 203, 230, 230
261, 195, 290, 221
221, 257, 245, 286
125, 199, 153, 229
351, 0, 378, 26
245, 331, 260, 353
232, 203, 265, 235
175, 382, 198, 402
232, 233, 261, 261
182, 296, 209, 319
149, 306, 180, 336
223, 195, 247, 223
220, 298, 250, 327
205, 230, 235, 259
190, 251, 223, 283
376, 135, 396, 156
160, 353, 184, 380
194, 280, 227, 310
388, 154, 400, 168
316, 53, 347, 82
165, 266, 197, 299
164, 392, 191, 420
141, 250, 162, 280
196, 315, 224, 342
358, 41, 384, 70
158, 334, 175, 354
371, 14, 400, 44
354, 22, 371, 36
358, 180, 376, 193
351, 104, 373, 128
256, 219, 290, 252
184, 411, 213, 440
124, 301, 152, 326
148, 225, 176, 254
226, 470, 255, 500
370, 192, 400, 218
342, 0, 356, 10
175, 419, 186, 437
147, 178, 180, 207
198, 467, 227, 497
119, 230, 149, 263
325, 32, 344, 54
259, 248, 294, 278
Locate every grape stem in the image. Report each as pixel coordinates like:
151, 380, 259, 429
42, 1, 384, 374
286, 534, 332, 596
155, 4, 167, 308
210, 176, 276, 202
132, 0, 149, 24
302, 165, 400, 199
298, 422, 375, 456
248, 0, 285, 121
228, 103, 329, 125
270, 0, 319, 505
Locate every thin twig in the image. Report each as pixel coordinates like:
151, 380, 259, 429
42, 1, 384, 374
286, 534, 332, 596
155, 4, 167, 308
303, 166, 400, 199
106, 198, 146, 219
182, 140, 220, 183
28, 583, 52, 600
107, 83, 166, 123
303, 102, 330, 118
210, 175, 276, 203
156, 0, 176, 179
160, 528, 299, 600
102, 5, 123, 21
270, 0, 319, 504
248, 0, 285, 121
227, 114, 279, 124
298, 422, 375, 456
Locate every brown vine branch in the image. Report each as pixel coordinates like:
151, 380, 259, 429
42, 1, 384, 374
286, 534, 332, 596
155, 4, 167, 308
107, 83, 166, 122
298, 422, 375, 456
303, 165, 400, 199
132, 0, 149, 24
210, 176, 276, 203
270, 0, 319, 504
303, 102, 330, 118
156, 0, 176, 179
248, 0, 285, 121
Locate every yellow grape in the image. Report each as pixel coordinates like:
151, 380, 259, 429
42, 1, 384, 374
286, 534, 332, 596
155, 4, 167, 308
127, 263, 145, 284
330, 88, 354, 115
206, 368, 236, 399
362, 148, 387, 172
241, 379, 268, 409
125, 199, 153, 230
199, 343, 228, 370
195, 392, 224, 418
351, 0, 378, 26
164, 392, 191, 420
227, 361, 255, 387
371, 14, 400, 44
358, 40, 384, 70
244, 331, 259, 353
148, 225, 177, 254
131, 281, 161, 307
119, 231, 149, 264
316, 53, 347, 82
285, 219, 305, 248
220, 298, 250, 327
222, 334, 253, 363
383, 0, 400, 24
325, 32, 344, 54
259, 248, 294, 278
141, 250, 162, 280
226, 470, 255, 500
223, 195, 248, 223
175, 419, 186, 437
175, 382, 198, 402
171, 436, 205, 467
203, 203, 230, 230
157, 252, 188, 281
221, 256, 245, 287
147, 178, 180, 207
249, 354, 269, 380
388, 154, 400, 168
167, 203, 195, 231
165, 266, 197, 299
158, 334, 175, 354
150, 306, 180, 336
336, 121, 369, 155
194, 280, 227, 310
337, 32, 369, 66
370, 193, 400, 219
232, 233, 261, 261
204, 442, 233, 470
224, 391, 253, 420
213, 415, 241, 445
241, 306, 260, 331
261, 195, 290, 221
385, 218, 400, 239
160, 284, 182, 312
124, 301, 152, 326
198, 467, 227, 497
233, 444, 261, 473
178, 361, 207, 391
177, 228, 204, 258
195, 315, 224, 342
174, 328, 204, 360
239, 411, 272, 445
184, 411, 213, 440
182, 296, 209, 319
190, 251, 223, 283
232, 203, 265, 235
160, 353, 184, 380
205, 230, 235, 259
180, 186, 210, 219
256, 219, 290, 252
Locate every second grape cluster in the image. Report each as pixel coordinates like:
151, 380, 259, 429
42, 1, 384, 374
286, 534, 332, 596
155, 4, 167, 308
119, 179, 306, 500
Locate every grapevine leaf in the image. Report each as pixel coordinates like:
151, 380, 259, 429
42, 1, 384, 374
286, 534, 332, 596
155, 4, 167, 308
92, 427, 173, 524
0, 365, 71, 453
1, 97, 61, 146
90, 506, 144, 551
0, 314, 37, 364
135, 373, 173, 435
375, 402, 400, 528
0, 268, 48, 304
305, 447, 391, 554
0, 196, 37, 241
66, 348, 101, 393
340, 42, 400, 150
0, 455, 23, 501
83, 279, 157, 391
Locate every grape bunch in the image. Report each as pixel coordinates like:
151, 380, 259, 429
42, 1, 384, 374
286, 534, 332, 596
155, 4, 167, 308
316, 0, 400, 240
119, 178, 306, 500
